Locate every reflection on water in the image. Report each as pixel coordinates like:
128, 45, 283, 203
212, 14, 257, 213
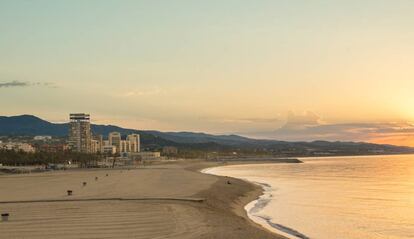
209, 155, 414, 239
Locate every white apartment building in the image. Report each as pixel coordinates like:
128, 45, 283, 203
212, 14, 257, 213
34, 136, 52, 141
99, 133, 140, 155
127, 134, 140, 152
109, 132, 122, 153
0, 143, 36, 153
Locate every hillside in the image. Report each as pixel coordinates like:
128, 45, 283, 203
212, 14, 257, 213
1, 115, 413, 156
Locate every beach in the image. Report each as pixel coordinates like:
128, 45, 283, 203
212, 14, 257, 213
0, 161, 286, 239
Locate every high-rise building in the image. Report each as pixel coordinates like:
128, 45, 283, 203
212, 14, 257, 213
127, 134, 140, 152
120, 140, 128, 153
68, 113, 92, 153
91, 139, 99, 153
91, 134, 103, 153
109, 132, 122, 154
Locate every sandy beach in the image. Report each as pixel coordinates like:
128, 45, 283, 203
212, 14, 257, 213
0, 161, 285, 239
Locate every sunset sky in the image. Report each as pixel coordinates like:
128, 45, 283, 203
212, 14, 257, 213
1, 1, 414, 146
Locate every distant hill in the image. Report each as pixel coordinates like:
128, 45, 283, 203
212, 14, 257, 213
0, 115, 68, 136
0, 115, 267, 145
0, 115, 413, 156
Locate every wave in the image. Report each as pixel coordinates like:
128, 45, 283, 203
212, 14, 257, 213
201, 166, 310, 239
246, 181, 309, 239
244, 179, 310, 239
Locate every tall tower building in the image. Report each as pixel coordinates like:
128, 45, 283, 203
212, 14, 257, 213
127, 134, 140, 152
109, 132, 122, 154
68, 113, 92, 153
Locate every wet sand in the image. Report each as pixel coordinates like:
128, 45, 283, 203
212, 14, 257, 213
0, 161, 286, 239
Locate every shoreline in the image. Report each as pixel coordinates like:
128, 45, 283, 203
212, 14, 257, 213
186, 161, 288, 239
243, 181, 308, 239
200, 154, 414, 239
201, 165, 304, 239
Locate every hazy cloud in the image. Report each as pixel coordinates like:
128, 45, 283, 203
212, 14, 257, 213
241, 111, 414, 146
283, 111, 322, 130
115, 88, 164, 98
216, 118, 280, 124
206, 116, 281, 125
246, 122, 414, 143
0, 80, 29, 88
34, 82, 58, 88
0, 80, 57, 88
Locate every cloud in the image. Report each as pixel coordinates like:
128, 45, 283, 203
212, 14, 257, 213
283, 111, 321, 129
214, 117, 280, 124
34, 82, 58, 88
116, 88, 164, 98
241, 111, 414, 146
0, 80, 57, 88
0, 80, 29, 88
281, 122, 414, 142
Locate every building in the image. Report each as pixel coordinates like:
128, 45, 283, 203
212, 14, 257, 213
0, 143, 35, 153
162, 146, 178, 155
103, 140, 110, 147
68, 113, 92, 153
90, 135, 103, 153
120, 140, 128, 153
34, 136, 52, 141
37, 144, 69, 153
91, 139, 99, 153
107, 132, 140, 154
17, 143, 36, 153
128, 151, 161, 161
102, 145, 117, 155
101, 140, 116, 154
109, 132, 121, 154
126, 134, 140, 152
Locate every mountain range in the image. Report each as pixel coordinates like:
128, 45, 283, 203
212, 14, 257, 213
0, 115, 413, 156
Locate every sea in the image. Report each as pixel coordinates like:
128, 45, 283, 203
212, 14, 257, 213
204, 155, 414, 239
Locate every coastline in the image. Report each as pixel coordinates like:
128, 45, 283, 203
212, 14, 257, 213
201, 154, 414, 239
201, 165, 305, 239
187, 161, 288, 239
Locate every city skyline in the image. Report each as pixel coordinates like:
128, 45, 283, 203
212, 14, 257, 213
1, 1, 414, 146
68, 113, 141, 154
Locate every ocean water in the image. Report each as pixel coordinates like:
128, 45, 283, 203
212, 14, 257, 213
205, 155, 414, 239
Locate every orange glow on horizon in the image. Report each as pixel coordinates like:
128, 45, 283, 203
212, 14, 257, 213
369, 135, 414, 148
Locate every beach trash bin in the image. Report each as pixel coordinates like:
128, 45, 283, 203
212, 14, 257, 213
67, 190, 73, 196
1, 213, 9, 222
95, 177, 98, 181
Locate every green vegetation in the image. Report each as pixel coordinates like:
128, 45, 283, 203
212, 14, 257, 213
0, 150, 102, 167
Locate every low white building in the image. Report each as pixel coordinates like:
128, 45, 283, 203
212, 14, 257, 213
102, 145, 117, 155
128, 151, 161, 160
34, 136, 52, 141
0, 143, 36, 153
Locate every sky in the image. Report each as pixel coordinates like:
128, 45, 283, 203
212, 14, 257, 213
1, 1, 414, 146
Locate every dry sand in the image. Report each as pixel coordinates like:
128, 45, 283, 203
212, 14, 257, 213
0, 162, 286, 239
